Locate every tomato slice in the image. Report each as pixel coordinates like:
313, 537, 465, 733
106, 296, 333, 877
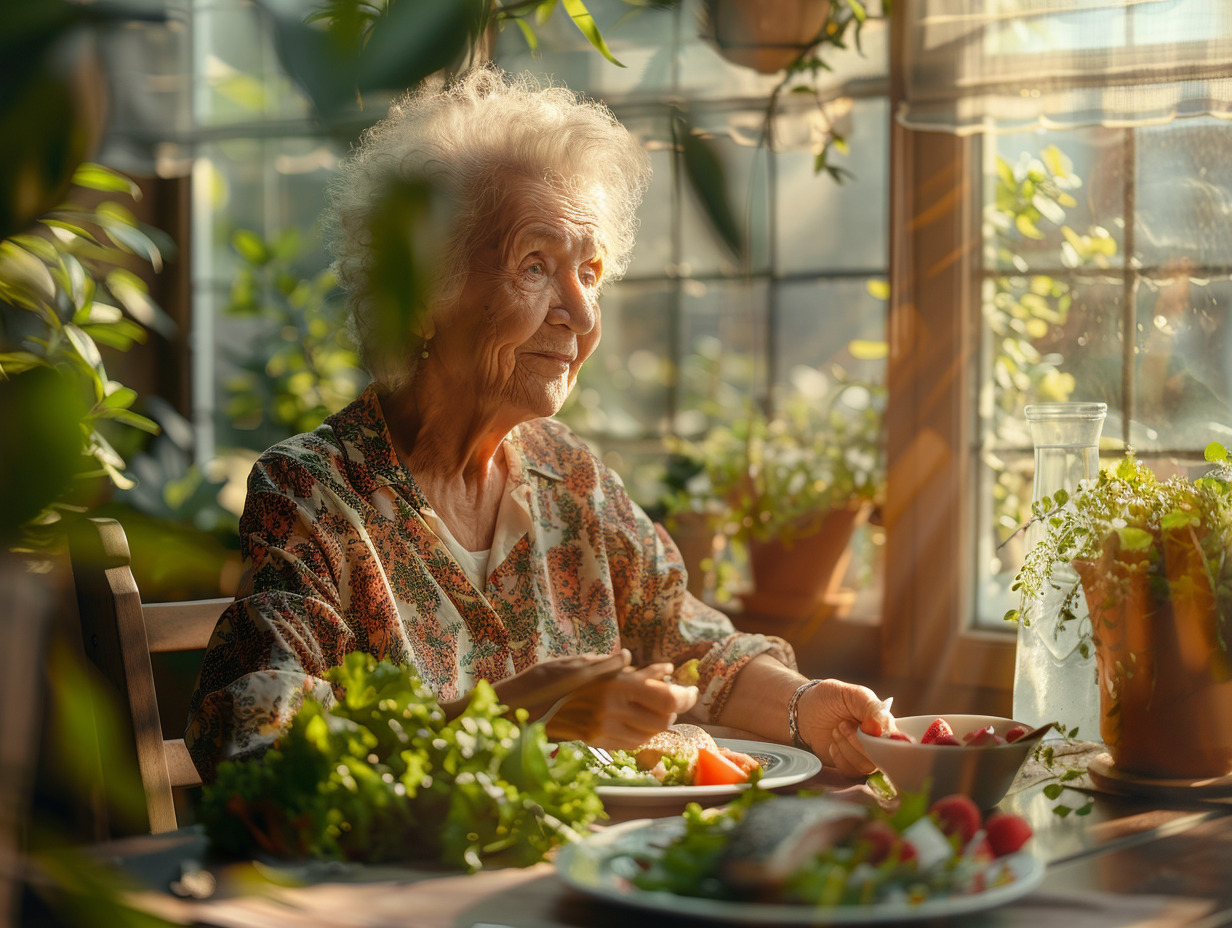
694, 746, 750, 786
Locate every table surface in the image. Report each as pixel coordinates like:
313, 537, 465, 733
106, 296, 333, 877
77, 731, 1232, 928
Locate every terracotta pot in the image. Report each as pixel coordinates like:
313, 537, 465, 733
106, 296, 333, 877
1076, 530, 1232, 779
705, 0, 832, 74
665, 510, 723, 600
743, 501, 870, 620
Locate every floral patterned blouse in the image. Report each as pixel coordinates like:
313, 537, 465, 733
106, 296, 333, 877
185, 386, 794, 780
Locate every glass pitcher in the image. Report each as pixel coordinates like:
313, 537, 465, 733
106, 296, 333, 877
1011, 402, 1107, 738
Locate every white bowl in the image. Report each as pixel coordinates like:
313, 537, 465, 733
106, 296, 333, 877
856, 714, 1037, 810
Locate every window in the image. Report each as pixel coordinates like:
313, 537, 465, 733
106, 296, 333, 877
495, 0, 891, 623
886, 0, 1232, 707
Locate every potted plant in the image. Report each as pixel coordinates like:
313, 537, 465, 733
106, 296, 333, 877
700, 0, 832, 74
1007, 447, 1232, 780
664, 366, 885, 621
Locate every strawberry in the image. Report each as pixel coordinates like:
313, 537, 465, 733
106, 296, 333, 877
984, 812, 1034, 856
929, 794, 982, 845
966, 729, 1007, 747
933, 734, 962, 746
920, 718, 954, 744
853, 820, 917, 865
886, 731, 914, 743
962, 725, 994, 743
965, 834, 996, 865
1005, 725, 1030, 743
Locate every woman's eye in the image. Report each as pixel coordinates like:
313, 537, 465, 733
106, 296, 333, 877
523, 261, 546, 278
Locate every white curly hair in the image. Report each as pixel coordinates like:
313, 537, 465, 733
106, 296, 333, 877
324, 67, 652, 389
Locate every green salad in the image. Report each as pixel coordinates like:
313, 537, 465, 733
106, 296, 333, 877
199, 653, 605, 871
630, 788, 1022, 906
572, 745, 693, 786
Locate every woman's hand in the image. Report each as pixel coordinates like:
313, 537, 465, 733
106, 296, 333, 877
543, 661, 699, 748
485, 651, 631, 721
796, 679, 890, 777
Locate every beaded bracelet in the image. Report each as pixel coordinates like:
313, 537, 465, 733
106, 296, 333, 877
787, 679, 822, 751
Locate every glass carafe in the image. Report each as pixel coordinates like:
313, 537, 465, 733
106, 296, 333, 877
1011, 402, 1107, 738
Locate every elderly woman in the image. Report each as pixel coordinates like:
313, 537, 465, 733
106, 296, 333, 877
186, 69, 889, 782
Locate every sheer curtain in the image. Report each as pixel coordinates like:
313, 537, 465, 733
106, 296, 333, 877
898, 0, 1232, 134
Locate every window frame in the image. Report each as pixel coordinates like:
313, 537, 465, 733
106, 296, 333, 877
879, 2, 1016, 709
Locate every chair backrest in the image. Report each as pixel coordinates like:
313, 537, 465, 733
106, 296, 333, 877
69, 517, 229, 833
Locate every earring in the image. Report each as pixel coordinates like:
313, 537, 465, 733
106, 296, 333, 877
419, 338, 430, 360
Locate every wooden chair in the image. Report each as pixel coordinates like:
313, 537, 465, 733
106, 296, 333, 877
69, 516, 230, 833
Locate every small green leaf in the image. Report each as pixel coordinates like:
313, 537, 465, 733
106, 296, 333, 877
847, 339, 887, 360
100, 385, 138, 410
1205, 442, 1228, 463
1015, 214, 1044, 239
513, 16, 539, 54
72, 163, 140, 197
1043, 783, 1064, 800
534, 0, 559, 27
865, 279, 890, 301
678, 122, 744, 260
1115, 526, 1153, 551
561, 0, 624, 67
233, 229, 270, 266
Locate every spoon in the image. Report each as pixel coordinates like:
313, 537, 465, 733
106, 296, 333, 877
1013, 720, 1057, 745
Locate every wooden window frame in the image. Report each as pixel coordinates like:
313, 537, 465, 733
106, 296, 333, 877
875, 3, 1015, 715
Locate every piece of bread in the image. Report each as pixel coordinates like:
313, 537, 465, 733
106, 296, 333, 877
634, 723, 719, 770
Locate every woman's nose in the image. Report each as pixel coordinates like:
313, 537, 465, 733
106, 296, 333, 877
553, 272, 597, 333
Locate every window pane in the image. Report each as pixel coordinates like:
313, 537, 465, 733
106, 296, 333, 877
678, 279, 770, 431
776, 99, 890, 275
988, 129, 1125, 274
1135, 117, 1232, 272
1132, 273, 1232, 450
775, 279, 887, 387
559, 281, 675, 442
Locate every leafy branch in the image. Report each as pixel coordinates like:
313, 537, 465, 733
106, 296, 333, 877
0, 163, 166, 547
762, 0, 889, 183
1033, 728, 1095, 819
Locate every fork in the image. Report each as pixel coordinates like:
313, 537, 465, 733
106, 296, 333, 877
587, 745, 614, 766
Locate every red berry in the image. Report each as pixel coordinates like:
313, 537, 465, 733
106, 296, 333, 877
1005, 725, 1029, 743
962, 725, 994, 743
966, 729, 1007, 747
920, 718, 954, 744
887, 731, 914, 742
854, 820, 917, 864
967, 835, 996, 865
984, 812, 1034, 856
929, 794, 982, 845
933, 734, 962, 746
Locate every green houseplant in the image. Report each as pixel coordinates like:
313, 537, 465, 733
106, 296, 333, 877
1007, 446, 1232, 779
666, 366, 885, 618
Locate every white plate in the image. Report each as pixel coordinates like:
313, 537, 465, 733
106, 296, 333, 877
594, 739, 822, 806
557, 817, 1046, 925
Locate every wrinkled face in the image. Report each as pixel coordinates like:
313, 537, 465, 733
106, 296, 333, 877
431, 179, 605, 422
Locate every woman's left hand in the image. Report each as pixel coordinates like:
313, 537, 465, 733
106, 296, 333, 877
796, 680, 890, 778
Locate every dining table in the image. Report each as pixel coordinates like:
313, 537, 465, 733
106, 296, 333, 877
69, 725, 1232, 928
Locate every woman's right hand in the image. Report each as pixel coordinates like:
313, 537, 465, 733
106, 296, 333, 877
542, 661, 698, 748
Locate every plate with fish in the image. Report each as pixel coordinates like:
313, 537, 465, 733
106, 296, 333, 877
585, 726, 822, 805
557, 793, 1045, 924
